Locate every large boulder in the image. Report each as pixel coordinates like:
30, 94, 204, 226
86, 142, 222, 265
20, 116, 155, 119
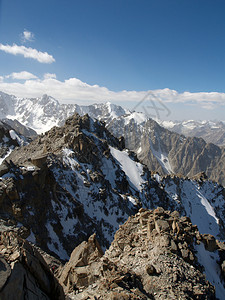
59, 233, 103, 293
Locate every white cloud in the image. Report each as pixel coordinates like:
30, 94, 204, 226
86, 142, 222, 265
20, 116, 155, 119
44, 73, 57, 79
0, 75, 224, 114
7, 71, 37, 80
21, 30, 35, 43
0, 43, 55, 64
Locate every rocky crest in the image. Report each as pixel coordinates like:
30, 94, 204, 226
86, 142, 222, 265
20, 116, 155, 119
1, 207, 225, 299
57, 207, 225, 299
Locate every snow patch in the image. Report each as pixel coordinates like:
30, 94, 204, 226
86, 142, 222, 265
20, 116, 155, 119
9, 130, 26, 146
149, 137, 173, 174
46, 222, 69, 260
127, 196, 137, 206
109, 146, 144, 191
124, 112, 148, 126
0, 148, 13, 165
195, 243, 225, 300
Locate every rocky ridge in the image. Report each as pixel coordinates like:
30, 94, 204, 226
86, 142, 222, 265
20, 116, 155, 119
0, 113, 225, 298
58, 207, 225, 299
107, 113, 225, 187
1, 207, 225, 299
0, 113, 225, 260
2, 118, 37, 139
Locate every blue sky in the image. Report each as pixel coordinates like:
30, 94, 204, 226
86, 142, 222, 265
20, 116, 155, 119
0, 0, 225, 120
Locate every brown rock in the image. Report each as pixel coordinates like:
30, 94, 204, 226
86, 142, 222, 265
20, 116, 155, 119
155, 219, 170, 233
0, 258, 11, 291
59, 233, 103, 293
202, 234, 218, 252
0, 231, 65, 300
221, 261, 225, 279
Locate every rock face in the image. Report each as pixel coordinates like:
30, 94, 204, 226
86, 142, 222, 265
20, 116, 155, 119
2, 118, 37, 139
59, 233, 103, 294
58, 208, 225, 299
0, 227, 65, 300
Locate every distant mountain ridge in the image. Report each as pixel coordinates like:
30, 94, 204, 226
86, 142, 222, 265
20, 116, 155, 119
159, 119, 225, 147
1, 91, 224, 145
0, 91, 225, 187
0, 91, 128, 134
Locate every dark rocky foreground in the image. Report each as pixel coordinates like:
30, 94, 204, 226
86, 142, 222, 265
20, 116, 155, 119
0, 225, 64, 300
1, 207, 225, 299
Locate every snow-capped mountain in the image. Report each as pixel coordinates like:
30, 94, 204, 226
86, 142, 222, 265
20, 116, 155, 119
0, 91, 127, 133
0, 91, 225, 187
1, 91, 224, 145
0, 113, 225, 298
159, 119, 225, 147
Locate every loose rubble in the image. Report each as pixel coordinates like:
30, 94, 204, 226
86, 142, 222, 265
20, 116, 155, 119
58, 207, 225, 299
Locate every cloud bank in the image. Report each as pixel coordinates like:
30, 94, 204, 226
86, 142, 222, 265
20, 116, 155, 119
0, 44, 55, 63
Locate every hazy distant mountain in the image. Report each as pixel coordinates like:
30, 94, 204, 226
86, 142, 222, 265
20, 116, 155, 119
159, 119, 225, 147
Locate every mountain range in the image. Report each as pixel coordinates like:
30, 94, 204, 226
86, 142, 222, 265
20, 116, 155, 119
0, 111, 225, 298
0, 91, 225, 298
0, 91, 224, 187
159, 119, 225, 147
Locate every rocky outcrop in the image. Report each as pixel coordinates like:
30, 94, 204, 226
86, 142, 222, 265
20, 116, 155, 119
59, 208, 225, 299
59, 233, 103, 294
0, 228, 65, 300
